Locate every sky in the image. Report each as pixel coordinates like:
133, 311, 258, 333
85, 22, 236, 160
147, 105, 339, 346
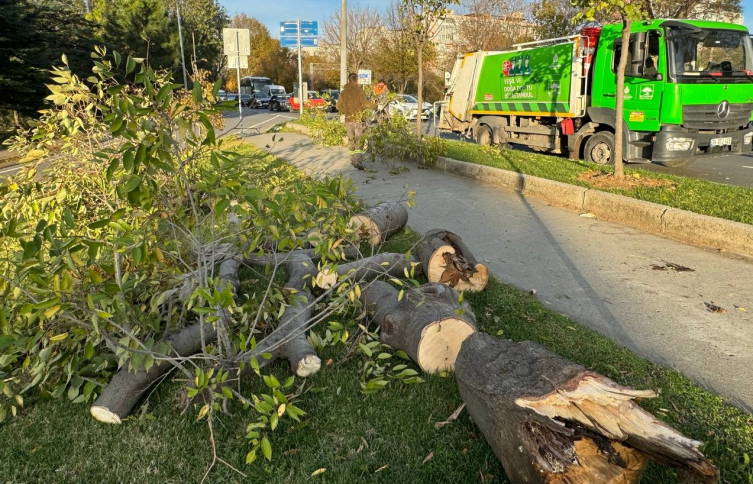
219, 0, 385, 38
220, 0, 753, 37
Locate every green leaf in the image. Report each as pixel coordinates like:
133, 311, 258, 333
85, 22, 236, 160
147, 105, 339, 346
126, 56, 136, 75
84, 342, 95, 360
215, 199, 230, 215
124, 175, 141, 193
193, 81, 203, 105
0, 335, 15, 350
260, 437, 272, 461
245, 447, 257, 464
212, 77, 222, 98
270, 412, 279, 431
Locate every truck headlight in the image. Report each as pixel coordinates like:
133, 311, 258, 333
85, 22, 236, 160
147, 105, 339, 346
744, 133, 753, 145
665, 137, 694, 152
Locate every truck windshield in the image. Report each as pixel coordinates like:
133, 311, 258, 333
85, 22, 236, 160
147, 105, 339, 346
668, 27, 753, 82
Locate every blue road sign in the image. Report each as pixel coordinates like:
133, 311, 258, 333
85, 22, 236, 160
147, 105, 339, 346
280, 37, 318, 48
280, 21, 319, 41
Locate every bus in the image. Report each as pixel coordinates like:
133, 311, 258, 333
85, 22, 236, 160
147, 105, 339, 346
239, 76, 273, 96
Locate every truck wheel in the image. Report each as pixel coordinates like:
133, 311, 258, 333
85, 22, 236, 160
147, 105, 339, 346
476, 125, 493, 146
584, 132, 615, 165
658, 158, 691, 168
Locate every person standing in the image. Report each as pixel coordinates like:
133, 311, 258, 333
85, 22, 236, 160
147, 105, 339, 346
336, 73, 376, 170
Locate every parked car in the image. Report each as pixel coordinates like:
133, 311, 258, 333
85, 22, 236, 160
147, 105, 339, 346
320, 89, 340, 112
388, 94, 433, 120
250, 91, 271, 108
267, 85, 290, 111
289, 91, 327, 111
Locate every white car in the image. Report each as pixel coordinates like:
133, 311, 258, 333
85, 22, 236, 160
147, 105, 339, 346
388, 94, 433, 120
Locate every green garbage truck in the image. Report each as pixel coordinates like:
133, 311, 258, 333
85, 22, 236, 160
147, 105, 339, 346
437, 20, 753, 167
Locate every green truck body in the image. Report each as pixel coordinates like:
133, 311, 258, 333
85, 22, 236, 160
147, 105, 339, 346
439, 20, 753, 167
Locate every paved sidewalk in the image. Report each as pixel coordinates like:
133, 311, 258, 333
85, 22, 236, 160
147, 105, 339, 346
248, 132, 753, 412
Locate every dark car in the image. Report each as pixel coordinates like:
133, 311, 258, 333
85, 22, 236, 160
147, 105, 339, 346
320, 89, 340, 112
250, 91, 271, 108
268, 85, 289, 111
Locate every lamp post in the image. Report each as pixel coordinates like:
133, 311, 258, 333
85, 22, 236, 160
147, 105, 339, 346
175, 0, 188, 91
340, 0, 347, 89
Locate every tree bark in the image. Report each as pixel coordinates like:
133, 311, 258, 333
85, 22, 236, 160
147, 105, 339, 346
360, 282, 477, 373
613, 16, 631, 178
315, 252, 422, 289
454, 333, 719, 484
417, 229, 489, 292
348, 201, 408, 246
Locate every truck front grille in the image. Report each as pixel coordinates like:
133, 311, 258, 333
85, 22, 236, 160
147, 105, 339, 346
682, 103, 752, 130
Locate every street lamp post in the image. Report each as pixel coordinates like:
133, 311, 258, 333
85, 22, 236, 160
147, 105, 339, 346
175, 0, 188, 91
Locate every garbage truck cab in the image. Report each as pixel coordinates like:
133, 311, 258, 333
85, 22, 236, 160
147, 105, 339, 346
438, 20, 753, 167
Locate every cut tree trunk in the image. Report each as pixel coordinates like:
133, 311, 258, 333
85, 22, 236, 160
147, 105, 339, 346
315, 253, 422, 289
244, 244, 361, 266
348, 202, 408, 246
360, 282, 477, 373
454, 333, 719, 484
417, 229, 488, 292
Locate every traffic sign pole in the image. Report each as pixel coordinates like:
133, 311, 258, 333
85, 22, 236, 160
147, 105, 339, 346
236, 29, 244, 134
297, 19, 303, 116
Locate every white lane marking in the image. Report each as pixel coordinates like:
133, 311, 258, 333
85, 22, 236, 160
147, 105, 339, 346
742, 166, 753, 169
0, 165, 20, 174
247, 114, 296, 129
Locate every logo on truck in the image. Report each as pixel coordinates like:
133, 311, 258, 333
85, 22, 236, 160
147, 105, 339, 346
716, 100, 730, 119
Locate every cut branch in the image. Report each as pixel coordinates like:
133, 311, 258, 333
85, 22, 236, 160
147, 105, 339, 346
348, 202, 408, 246
454, 333, 719, 484
315, 252, 422, 289
417, 229, 488, 292
360, 282, 477, 373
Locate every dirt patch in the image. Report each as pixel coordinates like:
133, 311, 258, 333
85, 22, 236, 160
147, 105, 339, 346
578, 170, 673, 190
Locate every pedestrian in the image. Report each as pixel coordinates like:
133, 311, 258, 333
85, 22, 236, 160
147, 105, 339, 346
336, 73, 376, 170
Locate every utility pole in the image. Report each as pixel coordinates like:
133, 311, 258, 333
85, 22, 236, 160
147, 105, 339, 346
297, 19, 304, 115
175, 0, 188, 91
340, 0, 347, 88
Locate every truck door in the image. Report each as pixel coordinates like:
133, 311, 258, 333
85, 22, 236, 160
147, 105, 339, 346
602, 31, 664, 134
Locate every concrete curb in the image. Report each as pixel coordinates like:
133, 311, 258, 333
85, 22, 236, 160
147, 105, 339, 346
434, 156, 753, 259
285, 122, 310, 135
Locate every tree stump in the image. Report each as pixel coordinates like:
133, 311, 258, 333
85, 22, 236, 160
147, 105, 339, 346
348, 201, 408, 246
360, 282, 477, 373
417, 229, 488, 292
454, 333, 719, 484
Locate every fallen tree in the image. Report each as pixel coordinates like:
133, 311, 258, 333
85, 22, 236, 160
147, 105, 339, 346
360, 281, 477, 373
454, 333, 719, 483
417, 229, 488, 292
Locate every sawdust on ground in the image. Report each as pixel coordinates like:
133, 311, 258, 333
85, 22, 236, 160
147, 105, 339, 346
577, 170, 674, 190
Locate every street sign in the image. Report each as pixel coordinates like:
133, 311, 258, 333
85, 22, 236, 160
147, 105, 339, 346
226, 55, 248, 69
222, 28, 250, 56
279, 20, 319, 48
358, 69, 372, 85
280, 37, 318, 48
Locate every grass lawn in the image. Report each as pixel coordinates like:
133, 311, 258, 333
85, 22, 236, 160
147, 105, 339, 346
1, 146, 752, 483
442, 141, 753, 226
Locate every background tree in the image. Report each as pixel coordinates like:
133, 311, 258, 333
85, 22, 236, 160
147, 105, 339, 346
643, 0, 741, 19
321, 4, 383, 80
100, 0, 179, 71
572, 1, 646, 178
454, 0, 531, 53
398, 0, 458, 138
531, 0, 583, 38
0, 0, 96, 119
175, 0, 229, 78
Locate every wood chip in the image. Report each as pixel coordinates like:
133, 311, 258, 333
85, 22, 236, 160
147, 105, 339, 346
422, 452, 434, 464
434, 403, 465, 429
705, 301, 726, 313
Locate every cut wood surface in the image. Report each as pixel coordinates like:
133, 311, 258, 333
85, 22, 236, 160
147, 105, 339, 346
314, 253, 422, 289
348, 202, 408, 246
360, 282, 477, 373
417, 229, 488, 292
454, 333, 719, 484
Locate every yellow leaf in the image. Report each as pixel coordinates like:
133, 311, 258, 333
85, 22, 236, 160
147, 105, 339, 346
70, 253, 85, 267
9, 183, 18, 191
153, 247, 165, 262
311, 468, 327, 477
44, 305, 61, 319
197, 404, 209, 420
49, 332, 69, 342
277, 403, 286, 417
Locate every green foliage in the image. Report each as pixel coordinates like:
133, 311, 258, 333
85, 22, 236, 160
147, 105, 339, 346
177, 0, 229, 77
363, 113, 446, 165
356, 324, 424, 394
298, 109, 347, 148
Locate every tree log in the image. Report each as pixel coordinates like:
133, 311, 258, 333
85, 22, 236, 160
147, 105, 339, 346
417, 229, 488, 292
360, 282, 477, 373
454, 333, 719, 484
315, 253, 422, 289
348, 202, 408, 246
244, 244, 361, 266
